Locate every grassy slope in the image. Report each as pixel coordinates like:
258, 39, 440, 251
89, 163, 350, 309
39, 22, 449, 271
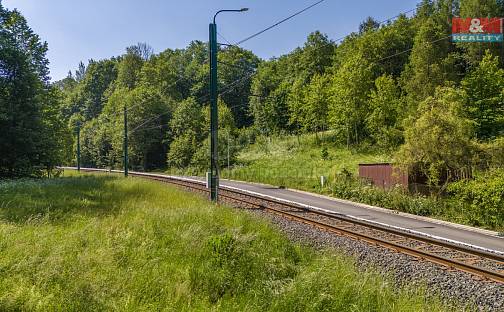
0, 173, 455, 311
222, 133, 503, 231
223, 133, 390, 189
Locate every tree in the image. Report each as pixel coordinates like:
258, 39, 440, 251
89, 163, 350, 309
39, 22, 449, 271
301, 73, 330, 134
459, 0, 504, 66
75, 61, 86, 82
461, 51, 504, 140
401, 17, 452, 112
38, 87, 73, 171
218, 46, 260, 128
329, 53, 374, 146
129, 42, 153, 61
81, 59, 119, 120
249, 61, 290, 135
0, 4, 69, 177
116, 45, 146, 90
193, 99, 237, 170
396, 86, 476, 187
297, 31, 335, 81
359, 16, 380, 34
167, 97, 204, 169
287, 79, 306, 134
104, 86, 172, 170
366, 75, 404, 149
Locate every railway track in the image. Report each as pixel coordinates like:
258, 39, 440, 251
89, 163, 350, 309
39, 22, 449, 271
76, 168, 504, 284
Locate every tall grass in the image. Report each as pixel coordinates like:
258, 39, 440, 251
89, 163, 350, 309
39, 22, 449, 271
0, 174, 459, 311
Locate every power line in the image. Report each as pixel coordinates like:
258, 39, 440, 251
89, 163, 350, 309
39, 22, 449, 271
217, 60, 256, 71
128, 124, 169, 134
126, 1, 407, 136
129, 110, 172, 133
217, 31, 233, 46
99, 75, 188, 120
375, 17, 503, 64
235, 0, 327, 46
214, 4, 426, 105
124, 2, 444, 138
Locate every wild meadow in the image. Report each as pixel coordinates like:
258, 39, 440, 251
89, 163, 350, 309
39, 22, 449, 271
0, 173, 456, 311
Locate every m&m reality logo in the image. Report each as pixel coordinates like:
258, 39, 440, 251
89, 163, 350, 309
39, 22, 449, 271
452, 17, 503, 42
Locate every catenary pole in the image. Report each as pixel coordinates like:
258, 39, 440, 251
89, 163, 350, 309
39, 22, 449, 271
210, 8, 248, 202
124, 104, 129, 177
77, 123, 81, 172
209, 21, 218, 201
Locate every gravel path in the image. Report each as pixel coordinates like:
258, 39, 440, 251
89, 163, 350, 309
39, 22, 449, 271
247, 209, 504, 312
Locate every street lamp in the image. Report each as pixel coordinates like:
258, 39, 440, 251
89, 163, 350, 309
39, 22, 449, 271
209, 8, 249, 202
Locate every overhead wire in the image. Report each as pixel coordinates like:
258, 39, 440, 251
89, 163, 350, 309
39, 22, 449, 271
195, 3, 458, 117
126, 1, 441, 137
235, 0, 327, 46
127, 0, 330, 135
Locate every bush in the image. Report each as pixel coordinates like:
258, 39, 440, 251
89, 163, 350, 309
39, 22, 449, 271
167, 132, 199, 168
448, 169, 504, 228
328, 175, 451, 219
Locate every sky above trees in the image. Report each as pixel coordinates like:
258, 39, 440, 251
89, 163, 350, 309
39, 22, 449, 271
3, 0, 419, 81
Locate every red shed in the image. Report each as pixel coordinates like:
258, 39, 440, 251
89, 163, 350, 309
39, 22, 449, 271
358, 163, 408, 189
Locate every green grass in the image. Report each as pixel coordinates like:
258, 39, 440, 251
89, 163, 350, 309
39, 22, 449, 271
0, 173, 459, 311
219, 133, 503, 231
222, 132, 390, 190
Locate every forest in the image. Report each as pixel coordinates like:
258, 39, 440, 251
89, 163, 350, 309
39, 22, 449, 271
1, 0, 503, 192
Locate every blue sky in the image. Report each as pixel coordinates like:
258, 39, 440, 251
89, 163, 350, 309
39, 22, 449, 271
3, 0, 419, 81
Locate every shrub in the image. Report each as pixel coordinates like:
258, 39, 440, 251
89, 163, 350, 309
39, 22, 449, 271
448, 169, 504, 228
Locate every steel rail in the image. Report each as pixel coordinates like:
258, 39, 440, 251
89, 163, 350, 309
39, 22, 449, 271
74, 168, 504, 284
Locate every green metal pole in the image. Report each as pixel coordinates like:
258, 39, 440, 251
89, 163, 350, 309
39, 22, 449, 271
123, 105, 129, 177
209, 22, 219, 202
77, 124, 81, 172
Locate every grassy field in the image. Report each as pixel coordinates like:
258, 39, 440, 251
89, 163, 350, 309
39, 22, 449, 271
0, 173, 457, 311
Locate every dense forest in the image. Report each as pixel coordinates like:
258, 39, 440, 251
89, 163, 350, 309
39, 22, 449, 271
1, 0, 504, 187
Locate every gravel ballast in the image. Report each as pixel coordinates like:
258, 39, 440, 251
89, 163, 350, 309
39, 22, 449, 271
247, 209, 504, 311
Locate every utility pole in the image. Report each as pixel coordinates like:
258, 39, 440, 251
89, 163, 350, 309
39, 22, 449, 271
209, 8, 248, 202
123, 105, 128, 177
76, 123, 81, 172
209, 21, 218, 202
227, 130, 230, 177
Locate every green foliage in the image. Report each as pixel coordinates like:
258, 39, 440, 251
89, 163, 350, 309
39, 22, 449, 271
359, 16, 380, 34
329, 53, 374, 145
401, 17, 452, 110
0, 174, 455, 310
301, 73, 331, 133
169, 97, 204, 138
477, 137, 504, 169
0, 5, 70, 177
448, 168, 504, 228
167, 132, 199, 168
167, 97, 204, 169
226, 131, 503, 230
321, 147, 329, 160
367, 75, 404, 149
461, 51, 504, 140
38, 87, 73, 168
78, 59, 119, 120
459, 0, 504, 66
223, 132, 390, 190
116, 44, 149, 90
397, 87, 476, 186
218, 46, 260, 127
